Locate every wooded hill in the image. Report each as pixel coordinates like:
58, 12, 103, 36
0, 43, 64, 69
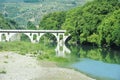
39, 0, 120, 47
0, 0, 87, 28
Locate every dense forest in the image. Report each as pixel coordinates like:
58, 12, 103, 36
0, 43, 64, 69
39, 0, 120, 48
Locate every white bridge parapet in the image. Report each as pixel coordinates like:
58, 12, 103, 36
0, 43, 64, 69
0, 30, 71, 57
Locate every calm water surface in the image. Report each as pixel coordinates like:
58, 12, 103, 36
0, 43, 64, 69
71, 58, 120, 80
69, 45, 120, 80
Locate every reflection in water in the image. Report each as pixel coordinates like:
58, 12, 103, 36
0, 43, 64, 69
70, 45, 120, 64
69, 45, 120, 80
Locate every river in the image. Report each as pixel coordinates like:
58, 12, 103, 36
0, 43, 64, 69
68, 45, 120, 80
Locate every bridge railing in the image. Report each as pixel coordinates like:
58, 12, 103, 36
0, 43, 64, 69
0, 30, 66, 33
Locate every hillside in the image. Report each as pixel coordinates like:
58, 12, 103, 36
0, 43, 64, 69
0, 13, 18, 29
39, 0, 120, 47
0, 0, 89, 28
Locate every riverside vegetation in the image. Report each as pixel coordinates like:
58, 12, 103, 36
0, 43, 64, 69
0, 41, 78, 66
0, 0, 120, 65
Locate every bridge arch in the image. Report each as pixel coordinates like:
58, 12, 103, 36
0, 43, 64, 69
9, 33, 31, 42
38, 33, 57, 42
64, 35, 71, 54
38, 33, 57, 47
0, 30, 71, 57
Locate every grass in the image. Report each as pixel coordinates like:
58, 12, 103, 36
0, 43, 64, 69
0, 41, 79, 66
0, 41, 46, 55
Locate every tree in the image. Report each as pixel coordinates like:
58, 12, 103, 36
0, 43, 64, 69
39, 11, 66, 30
98, 9, 120, 47
62, 0, 120, 45
39, 0, 120, 47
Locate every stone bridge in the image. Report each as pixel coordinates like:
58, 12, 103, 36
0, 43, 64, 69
0, 30, 70, 56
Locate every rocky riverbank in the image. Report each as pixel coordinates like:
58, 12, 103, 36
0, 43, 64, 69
0, 52, 95, 80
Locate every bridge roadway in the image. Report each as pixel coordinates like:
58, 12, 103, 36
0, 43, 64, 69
0, 30, 66, 33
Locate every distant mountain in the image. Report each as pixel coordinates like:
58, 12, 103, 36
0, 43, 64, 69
0, 0, 89, 28
24, 0, 43, 3
0, 0, 23, 3
0, 0, 43, 3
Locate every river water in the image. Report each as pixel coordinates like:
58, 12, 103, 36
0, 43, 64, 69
68, 45, 120, 80
71, 58, 120, 80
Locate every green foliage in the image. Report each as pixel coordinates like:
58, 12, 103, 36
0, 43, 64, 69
0, 42, 41, 54
27, 21, 36, 30
21, 34, 31, 42
39, 11, 66, 30
39, 0, 120, 47
0, 13, 18, 29
62, 0, 120, 46
98, 9, 120, 46
87, 33, 100, 45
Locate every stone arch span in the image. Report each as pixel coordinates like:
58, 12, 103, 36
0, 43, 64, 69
37, 33, 58, 43
8, 33, 32, 42
38, 33, 58, 51
0, 30, 71, 57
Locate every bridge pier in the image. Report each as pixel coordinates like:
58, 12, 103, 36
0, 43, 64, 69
0, 33, 2, 41
36, 33, 45, 43
0, 33, 10, 42
55, 33, 70, 57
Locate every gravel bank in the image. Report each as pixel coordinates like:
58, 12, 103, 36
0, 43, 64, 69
0, 52, 95, 80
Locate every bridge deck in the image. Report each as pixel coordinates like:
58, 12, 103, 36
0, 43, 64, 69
0, 30, 66, 33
